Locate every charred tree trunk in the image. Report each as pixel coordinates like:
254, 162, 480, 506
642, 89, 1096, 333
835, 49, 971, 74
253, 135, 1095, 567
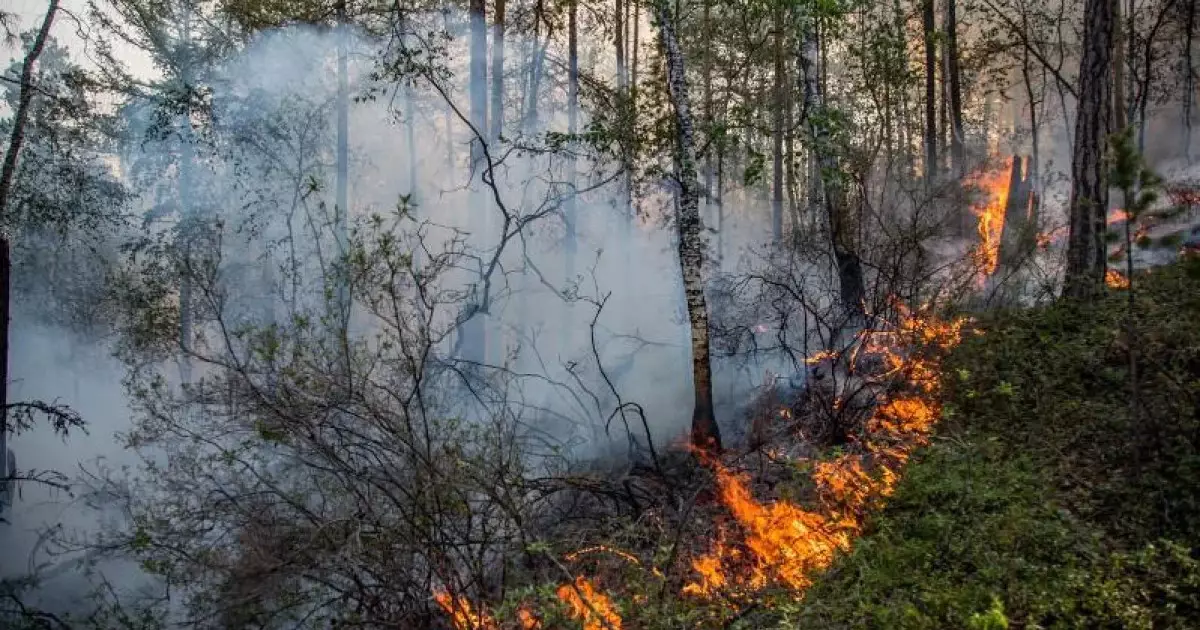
653, 0, 722, 452
798, 11, 865, 322
946, 0, 965, 177
0, 0, 59, 504
921, 0, 938, 184
1064, 0, 1114, 300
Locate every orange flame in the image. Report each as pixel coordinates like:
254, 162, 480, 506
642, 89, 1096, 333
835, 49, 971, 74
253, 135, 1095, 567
434, 590, 498, 630
1106, 269, 1130, 289
434, 590, 541, 630
683, 305, 966, 601
556, 577, 623, 630
967, 164, 1011, 278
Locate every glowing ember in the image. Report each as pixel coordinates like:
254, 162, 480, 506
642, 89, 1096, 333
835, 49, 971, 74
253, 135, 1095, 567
967, 164, 1011, 278
1106, 269, 1130, 289
556, 577, 623, 630
565, 545, 642, 566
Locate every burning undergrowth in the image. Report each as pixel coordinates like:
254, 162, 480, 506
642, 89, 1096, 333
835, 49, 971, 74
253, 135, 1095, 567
433, 303, 968, 628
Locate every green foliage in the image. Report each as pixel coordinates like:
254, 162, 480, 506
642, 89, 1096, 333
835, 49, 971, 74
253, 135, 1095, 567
764, 264, 1200, 629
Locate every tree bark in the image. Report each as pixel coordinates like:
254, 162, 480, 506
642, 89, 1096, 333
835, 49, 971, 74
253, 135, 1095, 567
462, 0, 489, 363
1064, 0, 1114, 300
1185, 0, 1196, 164
0, 0, 59, 506
797, 9, 865, 321
921, 0, 938, 184
946, 0, 965, 177
653, 0, 722, 452
491, 0, 506, 144
772, 3, 785, 243
565, 0, 579, 284
1112, 0, 1127, 133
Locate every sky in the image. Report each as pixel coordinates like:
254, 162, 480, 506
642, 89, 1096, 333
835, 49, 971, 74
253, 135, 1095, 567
4, 0, 155, 86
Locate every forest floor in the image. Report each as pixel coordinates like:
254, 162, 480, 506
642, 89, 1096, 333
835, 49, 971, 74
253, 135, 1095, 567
776, 259, 1200, 629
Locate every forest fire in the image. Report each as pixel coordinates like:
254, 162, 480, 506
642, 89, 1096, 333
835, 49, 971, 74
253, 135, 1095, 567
682, 305, 966, 603
967, 164, 1012, 278
435, 305, 966, 627
1106, 269, 1130, 289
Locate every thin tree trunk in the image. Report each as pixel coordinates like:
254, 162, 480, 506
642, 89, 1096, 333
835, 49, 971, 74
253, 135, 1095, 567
565, 0, 579, 281
946, 0, 965, 177
921, 0, 938, 184
797, 8, 865, 322
1112, 0, 1127, 133
335, 0, 351, 367
653, 0, 721, 452
1064, 0, 1114, 300
1185, 0, 1196, 164
464, 0, 488, 362
771, 3, 785, 243
0, 0, 59, 507
491, 0, 506, 144
702, 0, 714, 232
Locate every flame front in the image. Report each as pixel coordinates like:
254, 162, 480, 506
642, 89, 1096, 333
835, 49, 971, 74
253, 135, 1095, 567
1106, 269, 1130, 289
684, 305, 965, 601
435, 306, 967, 626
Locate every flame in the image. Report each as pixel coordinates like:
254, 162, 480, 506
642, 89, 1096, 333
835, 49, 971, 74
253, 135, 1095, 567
434, 590, 541, 630
1106, 269, 1130, 289
434, 590, 498, 630
556, 577, 623, 630
435, 305, 968, 627
1108, 209, 1131, 224
683, 304, 966, 601
967, 164, 1011, 278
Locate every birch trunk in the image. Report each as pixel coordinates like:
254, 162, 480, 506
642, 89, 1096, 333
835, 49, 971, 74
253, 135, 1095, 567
653, 0, 722, 452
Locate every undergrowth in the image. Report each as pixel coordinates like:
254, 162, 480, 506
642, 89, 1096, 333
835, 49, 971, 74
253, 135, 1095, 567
758, 259, 1200, 628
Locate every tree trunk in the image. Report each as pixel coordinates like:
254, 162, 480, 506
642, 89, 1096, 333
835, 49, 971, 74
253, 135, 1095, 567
1064, 0, 1114, 300
463, 0, 489, 363
771, 3, 785, 243
921, 0, 938, 184
945, 0, 965, 177
797, 9, 865, 322
0, 0, 59, 506
1185, 0, 1196, 164
653, 0, 722, 453
565, 0, 579, 284
702, 0, 714, 234
1112, 0, 1127, 133
335, 0, 351, 370
491, 0, 506, 144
